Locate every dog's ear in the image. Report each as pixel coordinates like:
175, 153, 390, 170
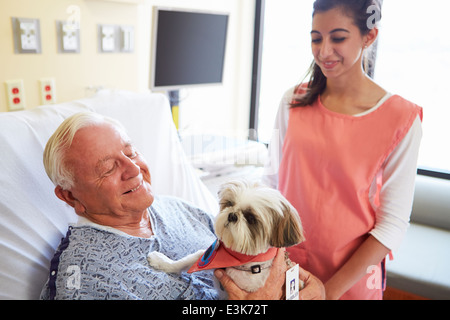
270, 202, 305, 248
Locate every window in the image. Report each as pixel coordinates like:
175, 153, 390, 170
257, 0, 450, 175
258, 0, 314, 143
374, 0, 450, 174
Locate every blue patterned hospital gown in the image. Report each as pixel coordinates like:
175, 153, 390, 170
40, 196, 219, 300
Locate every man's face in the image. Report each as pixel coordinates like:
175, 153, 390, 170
65, 122, 154, 220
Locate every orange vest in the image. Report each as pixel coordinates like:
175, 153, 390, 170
279, 90, 422, 300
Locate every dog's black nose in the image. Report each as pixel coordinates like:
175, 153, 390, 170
228, 213, 238, 223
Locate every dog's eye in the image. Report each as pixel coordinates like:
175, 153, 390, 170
243, 210, 257, 225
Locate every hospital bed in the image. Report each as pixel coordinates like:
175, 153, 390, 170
0, 90, 218, 299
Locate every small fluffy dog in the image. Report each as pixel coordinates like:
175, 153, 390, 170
148, 179, 305, 294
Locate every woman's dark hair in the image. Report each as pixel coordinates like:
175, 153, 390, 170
292, 0, 382, 107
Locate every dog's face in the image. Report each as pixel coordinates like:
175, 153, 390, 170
215, 180, 305, 256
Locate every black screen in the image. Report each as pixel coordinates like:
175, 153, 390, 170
152, 9, 229, 89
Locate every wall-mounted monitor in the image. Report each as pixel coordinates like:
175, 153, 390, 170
150, 7, 229, 91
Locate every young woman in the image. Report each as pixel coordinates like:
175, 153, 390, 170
264, 0, 423, 299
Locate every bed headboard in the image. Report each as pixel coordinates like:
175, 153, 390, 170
0, 90, 218, 299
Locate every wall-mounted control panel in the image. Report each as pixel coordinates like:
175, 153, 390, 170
11, 17, 42, 54
56, 20, 80, 53
120, 26, 134, 52
98, 24, 134, 53
99, 24, 116, 52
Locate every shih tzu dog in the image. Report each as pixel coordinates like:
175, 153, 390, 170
148, 179, 305, 295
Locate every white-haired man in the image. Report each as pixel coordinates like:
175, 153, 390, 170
40, 112, 324, 300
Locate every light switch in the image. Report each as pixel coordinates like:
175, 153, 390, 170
12, 17, 42, 54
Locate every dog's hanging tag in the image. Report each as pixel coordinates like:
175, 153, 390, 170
286, 264, 300, 300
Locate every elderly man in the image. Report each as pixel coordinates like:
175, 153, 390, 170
40, 112, 324, 300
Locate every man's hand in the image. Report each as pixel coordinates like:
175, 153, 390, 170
298, 265, 326, 300
214, 248, 287, 300
214, 248, 326, 300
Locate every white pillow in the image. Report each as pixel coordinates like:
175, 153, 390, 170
0, 90, 217, 299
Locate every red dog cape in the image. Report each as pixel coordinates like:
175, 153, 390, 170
188, 239, 278, 273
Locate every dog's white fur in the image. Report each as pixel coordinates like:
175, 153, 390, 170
148, 180, 305, 295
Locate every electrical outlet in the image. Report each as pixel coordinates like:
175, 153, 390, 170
39, 78, 56, 105
5, 80, 26, 111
